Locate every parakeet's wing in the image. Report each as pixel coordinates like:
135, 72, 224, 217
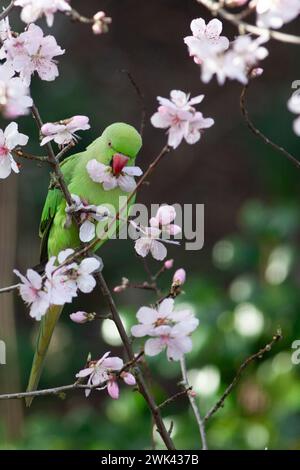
39, 152, 82, 263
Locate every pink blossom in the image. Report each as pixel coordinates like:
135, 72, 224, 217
15, 0, 71, 27
92, 11, 112, 35
87, 157, 143, 193
14, 268, 50, 320
144, 324, 194, 361
14, 249, 102, 320
150, 205, 181, 236
287, 92, 300, 136
76, 352, 124, 397
66, 194, 109, 243
0, 122, 28, 179
131, 298, 198, 339
41, 116, 90, 147
70, 311, 91, 324
0, 63, 33, 118
172, 268, 186, 286
45, 249, 78, 305
256, 0, 300, 29
2, 24, 65, 86
185, 17, 269, 86
134, 226, 167, 261
200, 35, 269, 85
45, 249, 102, 304
184, 18, 229, 63
151, 90, 214, 148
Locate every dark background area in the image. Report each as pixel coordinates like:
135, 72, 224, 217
0, 0, 300, 450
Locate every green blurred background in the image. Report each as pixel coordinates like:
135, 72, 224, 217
0, 0, 300, 450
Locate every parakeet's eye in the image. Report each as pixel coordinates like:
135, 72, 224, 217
108, 140, 112, 147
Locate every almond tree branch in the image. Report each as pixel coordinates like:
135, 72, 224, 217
95, 271, 175, 450
0, 383, 96, 400
0, 1, 15, 21
0, 352, 144, 401
158, 387, 192, 409
240, 83, 300, 170
12, 149, 49, 163
31, 103, 75, 207
180, 356, 208, 450
56, 141, 75, 161
122, 69, 146, 137
204, 330, 283, 422
197, 0, 300, 45
0, 283, 19, 294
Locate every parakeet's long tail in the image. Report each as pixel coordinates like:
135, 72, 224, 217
25, 305, 63, 407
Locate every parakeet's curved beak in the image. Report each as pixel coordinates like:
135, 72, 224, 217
112, 153, 129, 175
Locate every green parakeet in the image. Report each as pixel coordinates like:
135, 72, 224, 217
26, 122, 142, 406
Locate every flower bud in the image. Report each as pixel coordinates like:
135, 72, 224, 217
164, 259, 174, 270
121, 372, 136, 386
70, 311, 95, 324
107, 378, 119, 400
250, 67, 264, 78
172, 268, 186, 286
113, 285, 125, 293
92, 11, 112, 35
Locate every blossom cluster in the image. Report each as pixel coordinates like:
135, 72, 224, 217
255, 0, 300, 29
184, 18, 269, 85
134, 204, 181, 261
76, 351, 136, 400
65, 194, 110, 243
0, 23, 65, 86
41, 116, 90, 147
14, 249, 102, 320
131, 298, 198, 361
151, 90, 214, 149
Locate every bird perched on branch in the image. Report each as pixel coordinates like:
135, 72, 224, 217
26, 122, 142, 406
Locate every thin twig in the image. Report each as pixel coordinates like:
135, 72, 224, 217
12, 149, 49, 163
122, 69, 146, 137
66, 8, 94, 25
204, 330, 282, 422
197, 0, 300, 45
0, 1, 15, 21
0, 353, 144, 401
56, 141, 76, 162
0, 383, 91, 401
158, 387, 192, 409
0, 283, 19, 294
95, 271, 175, 450
180, 357, 208, 450
240, 83, 300, 170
